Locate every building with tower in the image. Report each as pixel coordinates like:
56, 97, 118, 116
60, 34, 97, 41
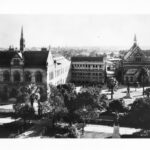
123, 35, 150, 84
0, 28, 71, 102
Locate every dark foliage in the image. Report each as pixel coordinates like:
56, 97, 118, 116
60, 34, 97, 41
14, 104, 35, 123
108, 99, 127, 113
107, 77, 118, 100
121, 97, 150, 128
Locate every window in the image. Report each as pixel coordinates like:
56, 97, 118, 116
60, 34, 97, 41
126, 77, 129, 82
24, 71, 31, 82
14, 71, 20, 82
35, 71, 42, 83
130, 77, 133, 82
3, 71, 10, 82
135, 57, 141, 62
107, 67, 110, 71
13, 59, 20, 65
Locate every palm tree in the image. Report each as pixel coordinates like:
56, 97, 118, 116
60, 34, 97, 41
138, 67, 149, 96
20, 84, 41, 115
107, 77, 118, 100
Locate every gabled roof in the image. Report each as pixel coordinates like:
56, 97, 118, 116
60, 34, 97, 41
0, 51, 17, 67
0, 50, 49, 68
125, 69, 139, 75
124, 43, 145, 60
23, 51, 49, 68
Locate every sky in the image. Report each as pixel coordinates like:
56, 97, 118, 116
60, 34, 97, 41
0, 14, 150, 49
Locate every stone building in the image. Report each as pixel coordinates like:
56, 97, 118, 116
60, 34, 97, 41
0, 28, 71, 101
71, 56, 106, 85
123, 35, 150, 84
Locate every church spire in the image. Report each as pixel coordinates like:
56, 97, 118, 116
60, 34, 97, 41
20, 26, 25, 52
134, 34, 137, 45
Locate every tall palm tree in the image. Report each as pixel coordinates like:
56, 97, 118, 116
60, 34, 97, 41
107, 77, 118, 100
138, 67, 149, 96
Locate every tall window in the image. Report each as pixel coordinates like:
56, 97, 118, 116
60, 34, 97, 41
3, 71, 10, 82
14, 71, 20, 82
35, 71, 42, 83
24, 71, 31, 82
135, 57, 141, 62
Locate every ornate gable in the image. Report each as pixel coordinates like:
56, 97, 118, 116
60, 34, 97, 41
124, 36, 145, 61
11, 52, 24, 66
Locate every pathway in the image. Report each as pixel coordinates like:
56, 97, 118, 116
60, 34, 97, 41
81, 124, 141, 138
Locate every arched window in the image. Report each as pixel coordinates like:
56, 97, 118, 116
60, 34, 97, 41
14, 71, 20, 82
3, 71, 10, 82
35, 71, 42, 83
24, 71, 31, 82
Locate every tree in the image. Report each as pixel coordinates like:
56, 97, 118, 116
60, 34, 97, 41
48, 85, 67, 125
18, 84, 41, 116
14, 103, 35, 124
126, 97, 150, 127
108, 99, 126, 113
110, 52, 114, 58
107, 77, 118, 100
77, 86, 108, 111
115, 67, 123, 83
144, 88, 150, 98
56, 83, 78, 125
138, 67, 149, 96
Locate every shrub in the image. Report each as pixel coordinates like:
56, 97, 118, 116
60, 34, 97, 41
14, 103, 35, 123
121, 97, 150, 128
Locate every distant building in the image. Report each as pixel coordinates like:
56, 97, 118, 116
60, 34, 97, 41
0, 28, 70, 101
123, 35, 150, 84
107, 58, 122, 69
71, 56, 106, 85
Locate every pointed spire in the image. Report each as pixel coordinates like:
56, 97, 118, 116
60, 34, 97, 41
134, 34, 137, 44
20, 26, 25, 52
21, 26, 23, 38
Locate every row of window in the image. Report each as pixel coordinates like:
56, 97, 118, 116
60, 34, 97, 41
73, 76, 102, 79
72, 64, 103, 68
72, 72, 103, 76
135, 57, 141, 62
3, 71, 43, 83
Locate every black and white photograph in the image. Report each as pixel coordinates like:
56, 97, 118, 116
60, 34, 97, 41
0, 1, 150, 143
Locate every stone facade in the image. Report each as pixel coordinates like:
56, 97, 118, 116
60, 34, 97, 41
0, 29, 71, 101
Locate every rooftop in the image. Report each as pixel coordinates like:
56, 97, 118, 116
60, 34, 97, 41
71, 56, 104, 62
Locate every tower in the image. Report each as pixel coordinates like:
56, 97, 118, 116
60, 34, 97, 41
20, 27, 25, 52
